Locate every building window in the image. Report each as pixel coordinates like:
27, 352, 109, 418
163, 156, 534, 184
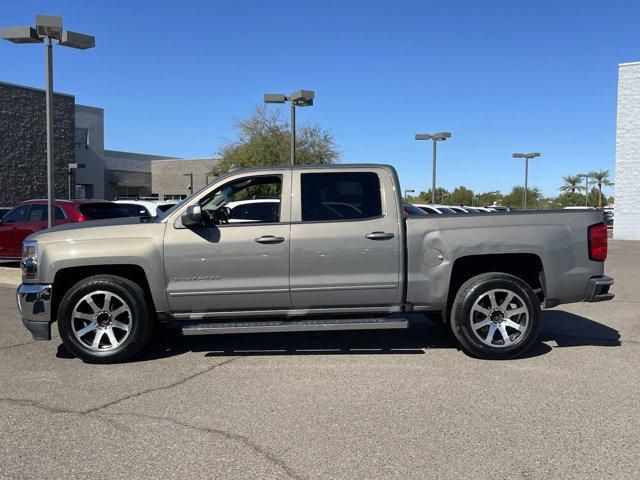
164, 194, 187, 200
74, 128, 89, 149
75, 184, 94, 199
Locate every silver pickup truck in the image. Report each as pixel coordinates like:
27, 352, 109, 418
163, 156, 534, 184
17, 164, 614, 363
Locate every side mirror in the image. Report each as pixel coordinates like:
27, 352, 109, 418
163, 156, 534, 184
181, 205, 202, 227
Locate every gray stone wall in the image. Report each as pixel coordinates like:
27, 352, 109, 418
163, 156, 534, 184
0, 82, 74, 206
151, 158, 220, 200
614, 62, 640, 240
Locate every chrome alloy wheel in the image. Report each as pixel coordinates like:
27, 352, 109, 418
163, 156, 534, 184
470, 288, 529, 348
71, 290, 132, 352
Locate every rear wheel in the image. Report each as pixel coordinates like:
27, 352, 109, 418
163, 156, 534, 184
450, 273, 540, 359
57, 275, 154, 363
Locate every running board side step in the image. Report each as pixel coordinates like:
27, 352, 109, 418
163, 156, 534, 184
181, 317, 409, 336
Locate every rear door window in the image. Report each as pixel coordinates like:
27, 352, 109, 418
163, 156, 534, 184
301, 172, 382, 222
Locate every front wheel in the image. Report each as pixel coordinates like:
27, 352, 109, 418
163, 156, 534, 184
450, 273, 540, 359
57, 275, 154, 364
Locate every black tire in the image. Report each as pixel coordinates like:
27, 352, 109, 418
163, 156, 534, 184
450, 272, 540, 359
57, 275, 154, 364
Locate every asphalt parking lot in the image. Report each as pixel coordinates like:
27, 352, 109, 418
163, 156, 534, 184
1, 241, 638, 479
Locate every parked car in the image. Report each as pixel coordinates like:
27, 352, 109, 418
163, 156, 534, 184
225, 199, 281, 223
487, 205, 511, 212
115, 199, 162, 218
403, 204, 429, 216
472, 207, 497, 213
413, 204, 458, 215
155, 200, 180, 214
0, 199, 130, 260
0, 207, 11, 219
603, 210, 614, 226
17, 164, 613, 363
448, 206, 470, 214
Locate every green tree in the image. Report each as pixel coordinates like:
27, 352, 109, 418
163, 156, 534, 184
502, 186, 542, 210
476, 190, 503, 207
587, 169, 614, 208
449, 186, 474, 206
558, 175, 585, 194
553, 191, 587, 208
215, 105, 340, 175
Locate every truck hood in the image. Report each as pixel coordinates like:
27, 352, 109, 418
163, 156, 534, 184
26, 217, 166, 245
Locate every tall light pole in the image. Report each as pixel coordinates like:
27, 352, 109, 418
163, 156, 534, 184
264, 90, 315, 166
404, 189, 415, 200
578, 173, 590, 207
3, 15, 95, 228
512, 152, 540, 210
415, 132, 452, 204
183, 173, 193, 194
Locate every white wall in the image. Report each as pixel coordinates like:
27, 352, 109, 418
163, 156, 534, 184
614, 62, 640, 240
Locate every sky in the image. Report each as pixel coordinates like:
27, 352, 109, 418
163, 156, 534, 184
1, 0, 637, 198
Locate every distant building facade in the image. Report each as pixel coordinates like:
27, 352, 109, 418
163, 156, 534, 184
615, 62, 640, 240
151, 158, 219, 200
0, 81, 218, 206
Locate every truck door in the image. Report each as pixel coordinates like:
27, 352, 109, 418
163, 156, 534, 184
290, 168, 402, 309
163, 172, 292, 315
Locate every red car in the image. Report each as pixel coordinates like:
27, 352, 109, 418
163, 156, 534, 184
0, 199, 131, 260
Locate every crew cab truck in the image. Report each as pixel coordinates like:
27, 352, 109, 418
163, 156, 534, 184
16, 164, 614, 363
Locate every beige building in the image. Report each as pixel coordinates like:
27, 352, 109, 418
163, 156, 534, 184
151, 158, 220, 200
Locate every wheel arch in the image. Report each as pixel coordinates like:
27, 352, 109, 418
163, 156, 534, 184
447, 253, 545, 310
51, 265, 156, 324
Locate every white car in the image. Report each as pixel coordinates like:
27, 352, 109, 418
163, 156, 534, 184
413, 204, 459, 215
115, 199, 178, 217
477, 207, 499, 212
226, 199, 280, 223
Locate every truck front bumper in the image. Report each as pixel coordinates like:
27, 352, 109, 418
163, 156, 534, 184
584, 275, 615, 302
16, 283, 52, 340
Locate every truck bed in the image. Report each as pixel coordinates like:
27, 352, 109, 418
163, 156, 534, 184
404, 210, 606, 311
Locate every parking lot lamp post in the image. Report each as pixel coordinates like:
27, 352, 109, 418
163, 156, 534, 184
264, 90, 315, 166
512, 152, 540, 210
2, 15, 95, 228
404, 189, 415, 201
579, 173, 590, 207
415, 132, 452, 204
183, 173, 193, 194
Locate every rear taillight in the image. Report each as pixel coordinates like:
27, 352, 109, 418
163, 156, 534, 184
588, 223, 608, 262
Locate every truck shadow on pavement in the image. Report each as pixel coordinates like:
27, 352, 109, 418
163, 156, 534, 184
57, 310, 621, 362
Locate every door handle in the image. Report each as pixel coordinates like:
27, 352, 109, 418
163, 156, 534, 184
365, 231, 395, 240
255, 235, 285, 244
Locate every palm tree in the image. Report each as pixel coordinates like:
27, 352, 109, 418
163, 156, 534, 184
558, 175, 585, 193
588, 170, 614, 208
